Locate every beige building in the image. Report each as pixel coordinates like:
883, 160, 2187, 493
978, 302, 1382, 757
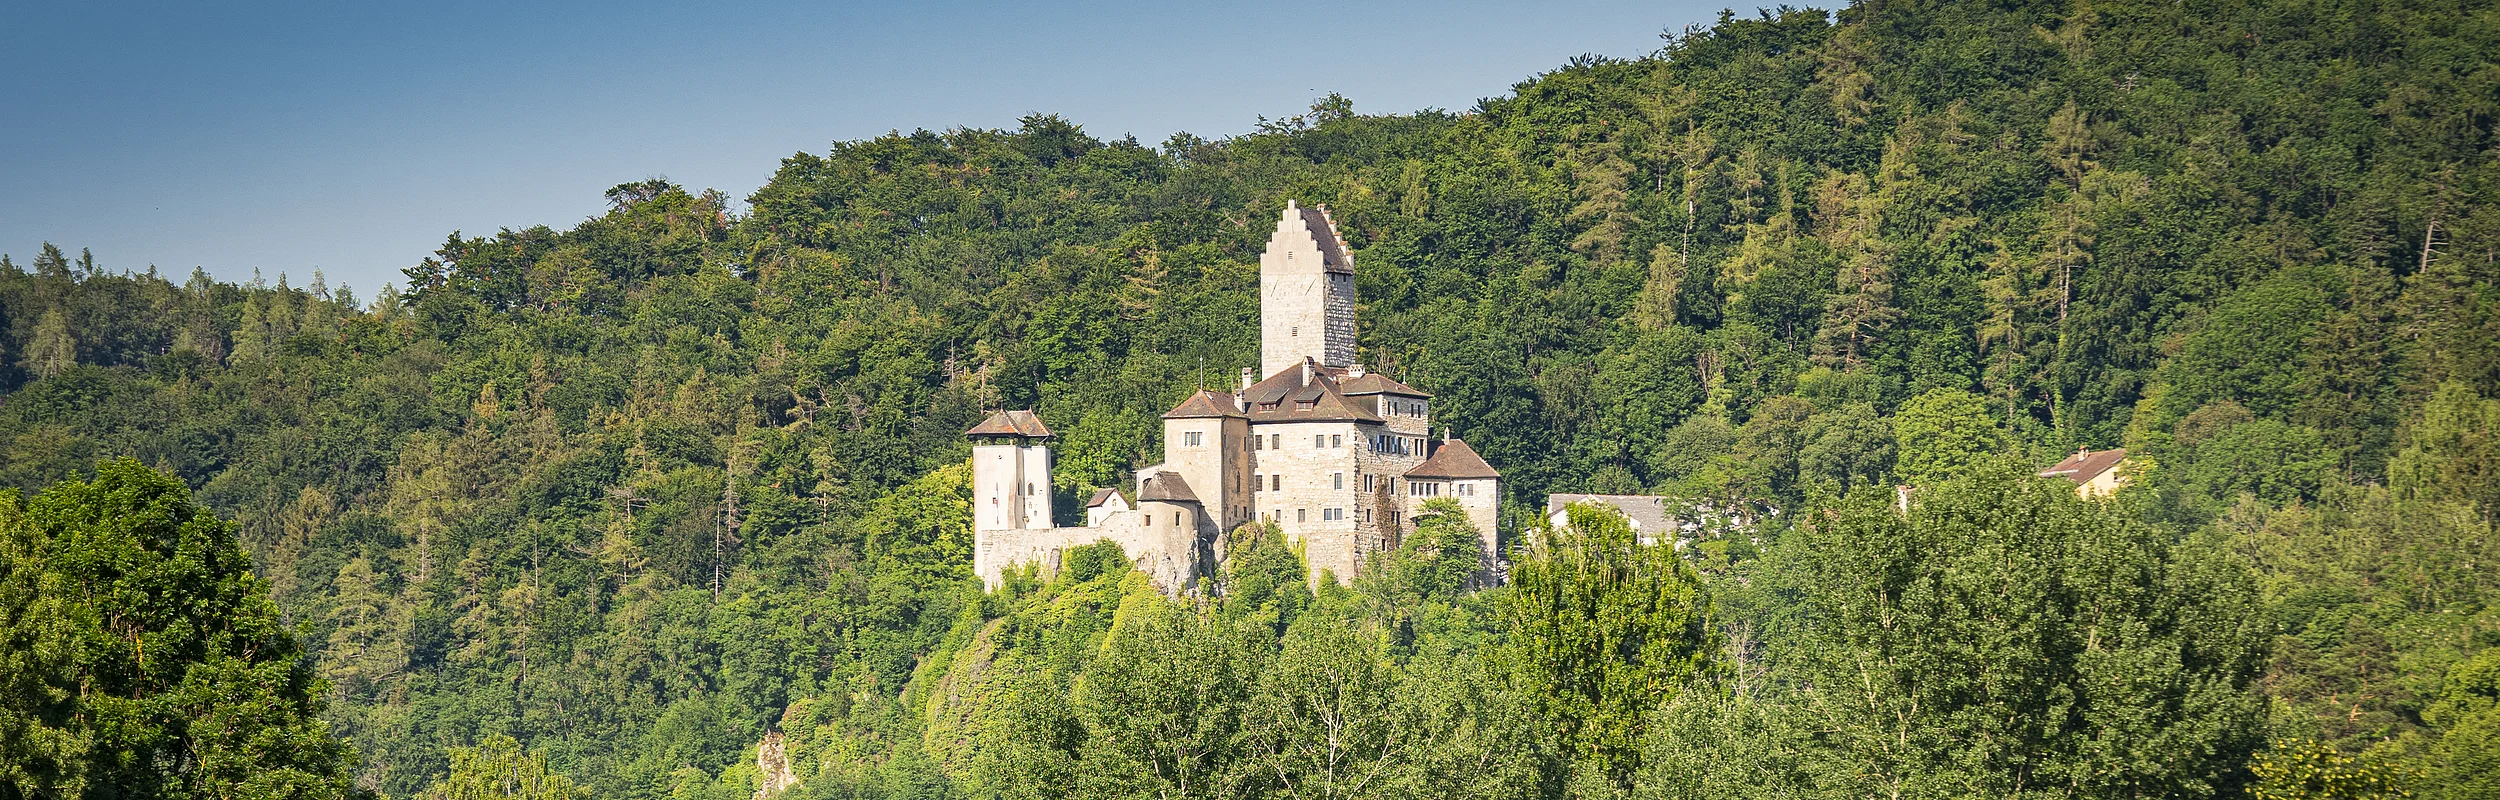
968, 201, 1503, 592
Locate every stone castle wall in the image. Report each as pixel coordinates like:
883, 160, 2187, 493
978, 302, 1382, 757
973, 506, 1202, 592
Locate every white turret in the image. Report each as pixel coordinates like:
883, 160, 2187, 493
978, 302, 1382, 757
967, 411, 1055, 534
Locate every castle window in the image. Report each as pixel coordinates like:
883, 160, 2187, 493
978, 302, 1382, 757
1457, 482, 1474, 497
1291, 325, 1299, 337
1145, 513, 1153, 526
1297, 508, 1307, 523
1333, 473, 1344, 490
1174, 512, 1183, 526
1271, 474, 1281, 491
1331, 435, 1342, 448
1184, 431, 1203, 447
1271, 434, 1281, 450
1314, 434, 1326, 448
1362, 474, 1374, 492
1253, 436, 1262, 450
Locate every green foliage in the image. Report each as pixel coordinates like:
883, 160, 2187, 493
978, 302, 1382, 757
421, 735, 587, 800
1364, 497, 1486, 604
2418, 648, 2500, 800
1653, 468, 2270, 800
1796, 401, 1895, 497
0, 0, 2493, 793
1890, 386, 2003, 486
0, 459, 360, 799
2250, 740, 2414, 800
1502, 502, 1716, 793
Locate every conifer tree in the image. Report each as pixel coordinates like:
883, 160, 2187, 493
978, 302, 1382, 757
19, 307, 76, 379
419, 735, 585, 800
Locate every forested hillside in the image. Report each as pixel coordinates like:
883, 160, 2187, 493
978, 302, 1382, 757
2, 0, 2497, 797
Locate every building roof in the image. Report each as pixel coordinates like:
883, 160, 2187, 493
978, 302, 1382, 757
1405, 438, 1500, 480
1162, 390, 1247, 419
1240, 360, 1382, 424
2039, 447, 2128, 485
1137, 472, 1200, 504
1546, 494, 1678, 534
965, 409, 1054, 438
1086, 488, 1129, 509
1289, 201, 1354, 275
1336, 371, 1432, 399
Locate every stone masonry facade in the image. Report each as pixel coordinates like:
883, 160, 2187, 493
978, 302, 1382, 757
971, 201, 1502, 593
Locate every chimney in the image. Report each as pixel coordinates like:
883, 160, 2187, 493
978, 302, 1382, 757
1241, 366, 1254, 392
1349, 363, 1366, 378
1300, 357, 1313, 386
2077, 446, 2090, 461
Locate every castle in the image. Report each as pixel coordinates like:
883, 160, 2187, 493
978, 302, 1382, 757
968, 201, 1501, 592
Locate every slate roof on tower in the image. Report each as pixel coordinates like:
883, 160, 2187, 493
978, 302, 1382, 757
1239, 360, 1381, 423
1162, 390, 1247, 419
966, 410, 1054, 438
1406, 438, 1500, 480
1138, 472, 1201, 504
1291, 201, 1355, 274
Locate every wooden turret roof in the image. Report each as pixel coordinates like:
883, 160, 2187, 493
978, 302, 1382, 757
965, 410, 1054, 438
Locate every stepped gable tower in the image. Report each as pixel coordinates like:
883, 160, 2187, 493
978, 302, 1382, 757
1260, 200, 1359, 378
967, 410, 1055, 533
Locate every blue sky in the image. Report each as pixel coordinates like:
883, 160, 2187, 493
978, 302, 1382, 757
0, 1, 1724, 294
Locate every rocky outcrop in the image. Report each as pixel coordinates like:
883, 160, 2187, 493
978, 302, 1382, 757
753, 731, 798, 800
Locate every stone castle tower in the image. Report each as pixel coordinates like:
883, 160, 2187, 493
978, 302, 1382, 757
968, 200, 1500, 594
1261, 200, 1358, 377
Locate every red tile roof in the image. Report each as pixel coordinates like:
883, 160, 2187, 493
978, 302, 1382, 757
2039, 447, 2127, 484
1405, 439, 1500, 480
1085, 488, 1128, 508
1162, 390, 1246, 419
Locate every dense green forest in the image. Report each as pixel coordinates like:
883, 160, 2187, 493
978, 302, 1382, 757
3, 0, 2498, 796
